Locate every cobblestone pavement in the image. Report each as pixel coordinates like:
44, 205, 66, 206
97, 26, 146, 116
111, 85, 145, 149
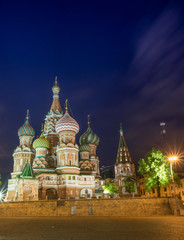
0, 216, 183, 240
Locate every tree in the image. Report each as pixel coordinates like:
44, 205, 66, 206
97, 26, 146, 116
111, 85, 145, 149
103, 182, 119, 195
138, 148, 171, 197
125, 180, 135, 193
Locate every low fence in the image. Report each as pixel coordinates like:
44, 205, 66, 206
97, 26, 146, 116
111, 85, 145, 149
0, 197, 176, 217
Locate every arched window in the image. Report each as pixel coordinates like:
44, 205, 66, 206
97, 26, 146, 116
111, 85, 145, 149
72, 176, 75, 180
68, 176, 71, 180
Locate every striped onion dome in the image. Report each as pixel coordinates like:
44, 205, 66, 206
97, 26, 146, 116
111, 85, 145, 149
18, 115, 35, 137
79, 119, 99, 146
33, 133, 50, 149
79, 144, 91, 152
55, 111, 79, 134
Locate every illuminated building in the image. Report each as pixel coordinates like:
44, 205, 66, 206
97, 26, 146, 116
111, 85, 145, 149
5, 78, 100, 201
139, 176, 184, 200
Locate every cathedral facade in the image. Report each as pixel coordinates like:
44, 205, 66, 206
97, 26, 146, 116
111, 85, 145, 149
5, 78, 100, 201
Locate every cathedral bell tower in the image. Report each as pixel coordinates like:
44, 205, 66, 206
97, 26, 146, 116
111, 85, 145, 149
44, 77, 63, 167
44, 77, 63, 147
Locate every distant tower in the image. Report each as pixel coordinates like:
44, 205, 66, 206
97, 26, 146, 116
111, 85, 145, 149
114, 124, 137, 195
160, 122, 166, 137
12, 110, 35, 178
160, 122, 166, 150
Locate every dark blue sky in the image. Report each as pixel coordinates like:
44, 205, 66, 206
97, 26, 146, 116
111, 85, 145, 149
1, 0, 184, 183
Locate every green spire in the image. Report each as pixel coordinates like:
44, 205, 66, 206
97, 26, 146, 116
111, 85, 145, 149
79, 115, 100, 146
116, 124, 132, 164
21, 162, 35, 179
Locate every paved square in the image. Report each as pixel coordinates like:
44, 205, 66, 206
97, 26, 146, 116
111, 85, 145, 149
0, 216, 183, 240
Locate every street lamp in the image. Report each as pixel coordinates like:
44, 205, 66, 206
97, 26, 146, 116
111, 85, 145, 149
168, 156, 180, 216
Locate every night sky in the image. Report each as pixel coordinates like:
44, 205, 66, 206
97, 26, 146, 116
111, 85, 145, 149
1, 0, 184, 184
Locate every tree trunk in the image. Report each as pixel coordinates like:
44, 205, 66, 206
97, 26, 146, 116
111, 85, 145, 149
157, 184, 160, 197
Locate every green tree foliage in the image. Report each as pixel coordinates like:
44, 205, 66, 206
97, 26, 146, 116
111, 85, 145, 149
103, 182, 119, 194
138, 148, 171, 197
125, 180, 135, 193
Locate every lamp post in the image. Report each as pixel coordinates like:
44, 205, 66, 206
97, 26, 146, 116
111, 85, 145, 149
168, 156, 180, 216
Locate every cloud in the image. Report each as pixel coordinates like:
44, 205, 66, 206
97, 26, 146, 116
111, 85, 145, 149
123, 8, 184, 158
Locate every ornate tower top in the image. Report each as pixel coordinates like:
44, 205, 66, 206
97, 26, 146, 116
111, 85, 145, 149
18, 110, 35, 137
33, 125, 50, 149
116, 124, 132, 164
50, 76, 62, 114
79, 115, 100, 146
55, 99, 79, 134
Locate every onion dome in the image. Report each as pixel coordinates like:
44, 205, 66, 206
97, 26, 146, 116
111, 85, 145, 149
55, 99, 79, 134
18, 110, 35, 137
79, 115, 99, 146
79, 144, 91, 152
33, 132, 50, 149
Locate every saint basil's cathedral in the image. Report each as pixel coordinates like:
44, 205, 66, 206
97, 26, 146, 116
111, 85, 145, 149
5, 78, 137, 201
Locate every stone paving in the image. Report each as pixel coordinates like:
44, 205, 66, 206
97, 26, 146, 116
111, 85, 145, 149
0, 216, 183, 240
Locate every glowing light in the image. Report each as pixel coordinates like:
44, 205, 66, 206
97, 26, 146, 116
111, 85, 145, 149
0, 192, 3, 200
165, 145, 184, 168
0, 188, 7, 201
168, 156, 178, 161
103, 189, 110, 194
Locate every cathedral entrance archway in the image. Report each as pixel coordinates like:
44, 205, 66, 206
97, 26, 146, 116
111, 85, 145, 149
80, 189, 92, 198
46, 188, 57, 200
